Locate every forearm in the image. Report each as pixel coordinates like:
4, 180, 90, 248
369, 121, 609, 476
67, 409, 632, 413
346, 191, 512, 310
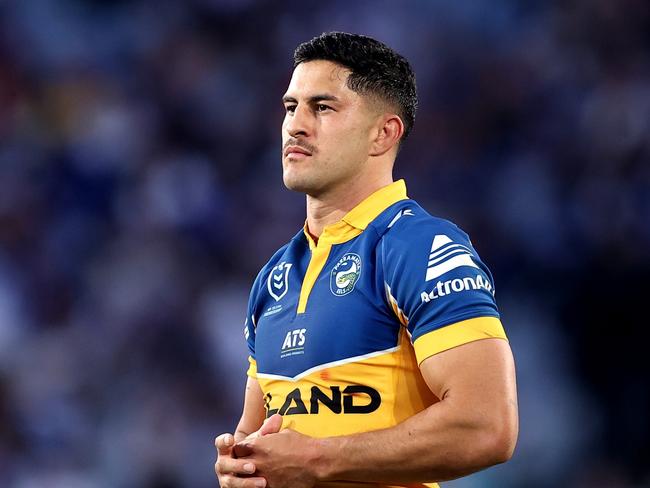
234, 377, 267, 443
313, 396, 517, 484
234, 415, 266, 443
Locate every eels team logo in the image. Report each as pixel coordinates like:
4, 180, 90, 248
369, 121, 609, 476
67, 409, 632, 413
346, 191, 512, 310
330, 253, 362, 297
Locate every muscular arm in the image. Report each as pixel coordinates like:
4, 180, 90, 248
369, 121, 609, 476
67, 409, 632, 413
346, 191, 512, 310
314, 338, 518, 483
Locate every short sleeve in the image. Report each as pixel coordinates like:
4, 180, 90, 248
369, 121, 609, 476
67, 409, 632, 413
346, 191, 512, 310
244, 315, 257, 378
382, 219, 506, 364
243, 275, 261, 378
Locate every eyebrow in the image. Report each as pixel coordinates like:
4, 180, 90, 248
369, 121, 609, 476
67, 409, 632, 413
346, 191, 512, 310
282, 94, 341, 104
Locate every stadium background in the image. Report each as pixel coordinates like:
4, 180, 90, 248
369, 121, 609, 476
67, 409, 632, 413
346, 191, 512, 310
0, 0, 648, 487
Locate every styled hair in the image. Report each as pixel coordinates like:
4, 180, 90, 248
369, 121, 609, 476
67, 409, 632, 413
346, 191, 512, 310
294, 32, 417, 141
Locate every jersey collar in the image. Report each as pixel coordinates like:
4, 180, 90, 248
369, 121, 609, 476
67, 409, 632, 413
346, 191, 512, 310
303, 179, 408, 248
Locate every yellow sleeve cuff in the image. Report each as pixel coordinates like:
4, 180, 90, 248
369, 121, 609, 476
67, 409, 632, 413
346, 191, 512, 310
413, 316, 507, 365
246, 356, 258, 378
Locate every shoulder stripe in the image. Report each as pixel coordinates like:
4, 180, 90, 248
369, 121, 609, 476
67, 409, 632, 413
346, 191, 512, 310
428, 247, 473, 266
387, 208, 415, 229
426, 254, 479, 281
426, 235, 479, 282
429, 242, 472, 260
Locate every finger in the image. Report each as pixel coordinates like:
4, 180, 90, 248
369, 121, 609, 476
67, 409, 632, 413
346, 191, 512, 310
216, 457, 258, 476
215, 433, 235, 455
232, 441, 254, 459
242, 414, 284, 443
219, 474, 267, 488
258, 413, 283, 436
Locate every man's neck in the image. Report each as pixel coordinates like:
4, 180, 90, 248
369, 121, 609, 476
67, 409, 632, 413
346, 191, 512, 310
305, 172, 393, 240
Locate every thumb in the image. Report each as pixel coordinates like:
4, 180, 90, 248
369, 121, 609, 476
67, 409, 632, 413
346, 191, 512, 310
232, 414, 285, 458
259, 413, 283, 436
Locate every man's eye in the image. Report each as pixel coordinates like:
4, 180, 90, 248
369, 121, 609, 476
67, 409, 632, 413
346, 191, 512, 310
316, 104, 331, 112
285, 105, 296, 113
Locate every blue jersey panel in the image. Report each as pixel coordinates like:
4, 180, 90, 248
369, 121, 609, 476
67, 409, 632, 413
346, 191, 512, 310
252, 230, 401, 379
379, 203, 500, 343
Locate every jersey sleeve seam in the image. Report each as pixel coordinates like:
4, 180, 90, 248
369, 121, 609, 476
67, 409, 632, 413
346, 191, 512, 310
411, 310, 501, 342
378, 234, 393, 316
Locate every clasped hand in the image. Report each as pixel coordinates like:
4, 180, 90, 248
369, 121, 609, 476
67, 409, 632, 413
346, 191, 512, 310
215, 414, 319, 488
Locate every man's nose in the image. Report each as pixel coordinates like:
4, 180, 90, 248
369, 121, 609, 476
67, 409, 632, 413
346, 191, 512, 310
285, 105, 311, 138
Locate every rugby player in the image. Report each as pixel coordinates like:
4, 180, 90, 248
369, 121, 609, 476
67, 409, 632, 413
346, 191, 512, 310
215, 32, 518, 488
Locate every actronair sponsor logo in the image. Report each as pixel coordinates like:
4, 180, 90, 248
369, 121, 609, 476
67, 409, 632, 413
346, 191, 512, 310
421, 274, 495, 303
426, 234, 479, 282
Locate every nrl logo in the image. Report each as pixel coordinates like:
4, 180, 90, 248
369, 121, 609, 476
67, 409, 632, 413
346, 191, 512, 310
330, 253, 362, 297
267, 261, 292, 302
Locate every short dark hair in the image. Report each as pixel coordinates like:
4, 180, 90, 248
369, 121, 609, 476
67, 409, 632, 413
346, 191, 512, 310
294, 32, 417, 141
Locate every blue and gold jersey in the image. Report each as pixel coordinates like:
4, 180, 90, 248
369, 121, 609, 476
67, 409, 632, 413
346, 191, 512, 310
243, 180, 507, 488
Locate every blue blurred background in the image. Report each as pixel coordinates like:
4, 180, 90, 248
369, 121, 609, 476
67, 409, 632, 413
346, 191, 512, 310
0, 0, 649, 487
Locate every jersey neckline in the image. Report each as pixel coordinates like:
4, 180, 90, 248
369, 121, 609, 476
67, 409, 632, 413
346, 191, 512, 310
302, 180, 409, 249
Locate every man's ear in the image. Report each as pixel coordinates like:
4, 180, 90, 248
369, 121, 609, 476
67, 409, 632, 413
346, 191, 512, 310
369, 114, 404, 157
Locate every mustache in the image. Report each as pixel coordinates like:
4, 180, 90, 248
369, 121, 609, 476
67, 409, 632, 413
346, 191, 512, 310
283, 139, 317, 154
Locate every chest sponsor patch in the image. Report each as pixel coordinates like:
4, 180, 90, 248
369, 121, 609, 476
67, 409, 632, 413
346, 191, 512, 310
330, 253, 362, 297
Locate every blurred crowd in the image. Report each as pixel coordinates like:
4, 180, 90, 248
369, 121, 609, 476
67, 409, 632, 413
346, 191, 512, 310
0, 0, 648, 487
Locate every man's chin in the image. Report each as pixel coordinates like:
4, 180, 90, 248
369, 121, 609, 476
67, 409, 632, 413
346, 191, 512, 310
283, 175, 316, 194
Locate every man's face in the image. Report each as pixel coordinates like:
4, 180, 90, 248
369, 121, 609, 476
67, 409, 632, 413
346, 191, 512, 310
281, 60, 378, 196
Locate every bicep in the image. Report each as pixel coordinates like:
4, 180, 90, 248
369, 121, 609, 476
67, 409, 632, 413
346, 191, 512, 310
235, 377, 266, 440
420, 338, 518, 430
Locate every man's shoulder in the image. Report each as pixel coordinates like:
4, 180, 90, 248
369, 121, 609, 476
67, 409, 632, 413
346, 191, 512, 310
249, 229, 304, 289
262, 241, 294, 270
373, 199, 470, 245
